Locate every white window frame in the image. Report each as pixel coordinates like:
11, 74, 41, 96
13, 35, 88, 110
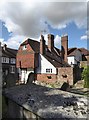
46, 69, 52, 73
10, 66, 15, 73
2, 57, 9, 63
22, 45, 27, 50
10, 58, 16, 64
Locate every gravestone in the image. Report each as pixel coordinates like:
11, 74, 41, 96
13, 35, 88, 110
60, 82, 70, 91
6, 73, 16, 88
27, 72, 35, 84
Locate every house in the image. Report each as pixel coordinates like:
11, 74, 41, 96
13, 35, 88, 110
0, 43, 18, 86
17, 34, 77, 85
67, 47, 89, 67
61, 35, 89, 67
79, 48, 89, 67
17, 34, 89, 85
67, 48, 82, 66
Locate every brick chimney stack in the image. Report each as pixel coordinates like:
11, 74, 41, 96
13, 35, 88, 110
48, 34, 54, 52
61, 35, 68, 62
40, 34, 45, 55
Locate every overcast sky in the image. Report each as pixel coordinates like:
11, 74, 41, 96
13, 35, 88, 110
0, 0, 88, 49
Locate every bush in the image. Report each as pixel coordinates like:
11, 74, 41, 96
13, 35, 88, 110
82, 66, 89, 88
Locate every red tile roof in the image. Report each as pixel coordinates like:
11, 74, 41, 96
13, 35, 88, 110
67, 47, 77, 56
67, 47, 89, 57
78, 48, 89, 56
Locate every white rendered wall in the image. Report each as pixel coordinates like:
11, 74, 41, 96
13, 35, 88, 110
67, 50, 82, 65
21, 69, 34, 83
37, 54, 56, 74
67, 56, 75, 65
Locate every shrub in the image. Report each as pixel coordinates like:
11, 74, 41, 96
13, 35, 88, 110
82, 66, 89, 88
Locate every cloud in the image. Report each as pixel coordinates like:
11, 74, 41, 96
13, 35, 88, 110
81, 30, 89, 40
0, 38, 4, 43
0, 1, 87, 48
81, 35, 87, 40
54, 35, 61, 48
1, 35, 27, 49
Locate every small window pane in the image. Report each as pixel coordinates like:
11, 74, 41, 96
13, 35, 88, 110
46, 69, 52, 73
10, 66, 15, 73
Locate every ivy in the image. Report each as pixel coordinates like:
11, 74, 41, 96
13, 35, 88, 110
82, 66, 89, 88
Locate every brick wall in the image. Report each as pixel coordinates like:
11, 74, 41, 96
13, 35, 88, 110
36, 67, 74, 85
57, 67, 74, 85
61, 35, 68, 62
36, 74, 57, 83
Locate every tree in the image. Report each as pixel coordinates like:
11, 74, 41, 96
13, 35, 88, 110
82, 66, 89, 88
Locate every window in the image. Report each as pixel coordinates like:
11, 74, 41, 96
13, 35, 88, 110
46, 69, 52, 73
22, 45, 27, 50
10, 66, 15, 73
10, 58, 16, 64
2, 57, 9, 63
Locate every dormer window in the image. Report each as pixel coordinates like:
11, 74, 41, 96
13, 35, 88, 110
22, 45, 27, 50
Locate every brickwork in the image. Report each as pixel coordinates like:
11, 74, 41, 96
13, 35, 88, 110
61, 35, 68, 62
48, 34, 54, 52
40, 35, 45, 55
57, 67, 73, 85
16, 44, 35, 68
36, 74, 57, 83
36, 67, 74, 85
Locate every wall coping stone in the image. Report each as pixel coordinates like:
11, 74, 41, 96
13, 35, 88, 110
3, 84, 89, 119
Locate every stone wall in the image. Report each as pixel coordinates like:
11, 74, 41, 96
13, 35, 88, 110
80, 61, 89, 67
0, 42, 2, 120
57, 67, 74, 85
7, 99, 40, 119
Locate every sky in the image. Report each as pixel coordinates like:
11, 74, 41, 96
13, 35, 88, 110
0, 0, 88, 50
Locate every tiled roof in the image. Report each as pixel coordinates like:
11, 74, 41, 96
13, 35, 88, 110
67, 47, 89, 57
67, 47, 77, 56
78, 48, 89, 56
21, 39, 40, 53
20, 38, 70, 67
2, 47, 17, 58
